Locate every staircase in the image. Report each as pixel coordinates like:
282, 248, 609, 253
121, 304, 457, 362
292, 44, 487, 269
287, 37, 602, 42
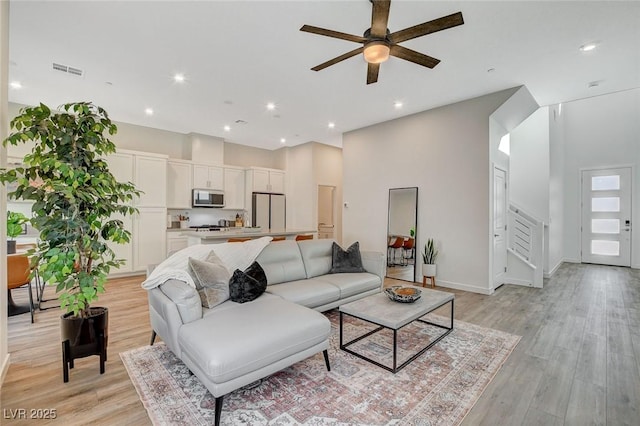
506, 204, 544, 288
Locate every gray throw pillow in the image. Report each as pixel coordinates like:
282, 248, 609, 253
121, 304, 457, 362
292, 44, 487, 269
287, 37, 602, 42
329, 241, 366, 273
187, 251, 231, 308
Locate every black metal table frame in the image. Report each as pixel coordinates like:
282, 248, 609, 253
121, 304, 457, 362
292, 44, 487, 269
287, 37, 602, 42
340, 298, 454, 373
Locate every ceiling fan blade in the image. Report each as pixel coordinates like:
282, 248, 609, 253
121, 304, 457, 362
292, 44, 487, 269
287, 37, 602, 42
389, 11, 464, 44
311, 47, 364, 71
367, 63, 380, 85
370, 0, 391, 38
390, 45, 440, 68
300, 25, 366, 44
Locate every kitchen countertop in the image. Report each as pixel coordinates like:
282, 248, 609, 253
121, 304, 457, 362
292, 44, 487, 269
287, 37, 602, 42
181, 228, 317, 241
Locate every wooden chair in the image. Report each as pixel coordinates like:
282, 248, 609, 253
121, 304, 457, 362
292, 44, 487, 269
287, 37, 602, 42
295, 234, 314, 241
7, 254, 35, 323
402, 237, 415, 266
227, 237, 251, 243
271, 236, 286, 242
387, 237, 404, 266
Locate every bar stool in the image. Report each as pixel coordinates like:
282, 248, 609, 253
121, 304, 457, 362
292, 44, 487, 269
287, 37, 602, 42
295, 234, 314, 241
271, 236, 286, 241
228, 237, 251, 242
402, 238, 415, 266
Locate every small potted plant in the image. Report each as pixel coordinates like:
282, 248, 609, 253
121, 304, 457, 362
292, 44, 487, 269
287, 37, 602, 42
421, 238, 438, 277
6, 211, 29, 254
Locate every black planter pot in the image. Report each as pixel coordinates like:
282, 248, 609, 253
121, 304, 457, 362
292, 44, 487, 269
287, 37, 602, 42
7, 240, 16, 254
61, 307, 109, 382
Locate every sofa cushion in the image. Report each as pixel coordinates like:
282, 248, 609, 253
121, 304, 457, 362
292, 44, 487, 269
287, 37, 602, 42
330, 242, 366, 274
256, 240, 307, 285
178, 296, 330, 384
229, 262, 268, 303
298, 239, 334, 278
316, 272, 381, 299
187, 252, 231, 308
266, 277, 340, 308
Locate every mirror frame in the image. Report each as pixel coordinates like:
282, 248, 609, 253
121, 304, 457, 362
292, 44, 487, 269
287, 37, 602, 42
386, 187, 418, 282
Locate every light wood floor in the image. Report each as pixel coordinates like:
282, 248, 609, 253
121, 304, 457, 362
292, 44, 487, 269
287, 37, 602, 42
2, 263, 639, 425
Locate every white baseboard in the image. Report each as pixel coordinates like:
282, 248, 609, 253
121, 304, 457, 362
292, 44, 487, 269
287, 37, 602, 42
503, 277, 533, 287
0, 353, 10, 387
563, 257, 581, 264
435, 279, 493, 295
544, 260, 564, 278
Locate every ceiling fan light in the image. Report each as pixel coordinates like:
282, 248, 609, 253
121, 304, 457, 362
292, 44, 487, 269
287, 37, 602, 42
364, 41, 390, 64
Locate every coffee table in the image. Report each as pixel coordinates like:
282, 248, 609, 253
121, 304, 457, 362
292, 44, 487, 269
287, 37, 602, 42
339, 285, 454, 373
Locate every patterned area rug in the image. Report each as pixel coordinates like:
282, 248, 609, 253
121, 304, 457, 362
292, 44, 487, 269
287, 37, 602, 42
121, 310, 520, 425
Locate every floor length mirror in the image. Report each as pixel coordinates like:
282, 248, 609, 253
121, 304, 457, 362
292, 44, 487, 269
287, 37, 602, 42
386, 187, 418, 282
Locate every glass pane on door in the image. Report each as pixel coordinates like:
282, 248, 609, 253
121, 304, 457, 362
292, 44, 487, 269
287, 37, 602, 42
592, 175, 620, 191
591, 240, 620, 256
591, 219, 620, 234
592, 197, 620, 212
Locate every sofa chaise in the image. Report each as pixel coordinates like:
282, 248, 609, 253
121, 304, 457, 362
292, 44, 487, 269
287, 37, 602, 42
146, 239, 385, 425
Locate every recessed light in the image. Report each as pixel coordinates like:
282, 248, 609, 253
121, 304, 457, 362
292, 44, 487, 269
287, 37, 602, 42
394, 101, 403, 109
487, 68, 495, 73
588, 81, 601, 88
145, 108, 154, 116
580, 43, 597, 52
105, 81, 113, 86
328, 122, 335, 129
173, 73, 185, 83
223, 125, 231, 132
10, 81, 22, 89
266, 102, 276, 111
280, 138, 286, 144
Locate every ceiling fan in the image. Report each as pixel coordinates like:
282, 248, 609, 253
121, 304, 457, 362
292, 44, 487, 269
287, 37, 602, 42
300, 0, 464, 84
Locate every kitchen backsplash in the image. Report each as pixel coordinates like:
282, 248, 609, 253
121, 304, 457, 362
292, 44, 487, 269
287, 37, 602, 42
167, 208, 246, 228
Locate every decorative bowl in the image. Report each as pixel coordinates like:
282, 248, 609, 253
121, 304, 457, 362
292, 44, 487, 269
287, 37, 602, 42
385, 286, 422, 303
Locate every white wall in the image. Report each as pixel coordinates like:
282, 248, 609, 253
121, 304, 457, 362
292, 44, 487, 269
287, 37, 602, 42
312, 143, 343, 244
547, 104, 565, 274
510, 107, 550, 223
285, 143, 315, 230
563, 88, 640, 267
388, 188, 416, 236
1, 0, 9, 385
343, 88, 517, 294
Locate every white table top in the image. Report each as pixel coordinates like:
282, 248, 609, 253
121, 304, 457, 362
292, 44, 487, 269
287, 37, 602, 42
339, 285, 454, 330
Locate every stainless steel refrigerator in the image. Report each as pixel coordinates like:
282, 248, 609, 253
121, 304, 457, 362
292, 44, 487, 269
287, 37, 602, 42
252, 192, 286, 230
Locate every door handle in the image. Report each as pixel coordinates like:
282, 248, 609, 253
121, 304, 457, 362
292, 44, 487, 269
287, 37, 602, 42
494, 234, 499, 237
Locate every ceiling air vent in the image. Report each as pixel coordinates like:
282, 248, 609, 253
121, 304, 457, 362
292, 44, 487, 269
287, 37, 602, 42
52, 62, 84, 77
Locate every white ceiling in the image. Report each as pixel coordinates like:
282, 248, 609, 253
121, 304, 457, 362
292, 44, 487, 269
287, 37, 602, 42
7, 1, 640, 150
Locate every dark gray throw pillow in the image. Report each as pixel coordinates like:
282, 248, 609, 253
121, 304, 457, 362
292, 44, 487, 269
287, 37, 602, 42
330, 241, 366, 273
229, 262, 268, 303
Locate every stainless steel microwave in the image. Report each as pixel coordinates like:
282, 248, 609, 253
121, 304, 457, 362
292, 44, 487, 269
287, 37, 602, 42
192, 189, 225, 208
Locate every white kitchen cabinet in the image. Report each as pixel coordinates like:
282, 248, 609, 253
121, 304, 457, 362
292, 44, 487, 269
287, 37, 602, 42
167, 160, 193, 209
167, 232, 189, 256
246, 168, 286, 193
223, 167, 245, 210
108, 214, 133, 273
136, 155, 168, 207
107, 152, 134, 183
134, 207, 167, 272
193, 164, 224, 190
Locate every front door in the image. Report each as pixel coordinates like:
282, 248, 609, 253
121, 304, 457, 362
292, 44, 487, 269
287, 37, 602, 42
493, 167, 507, 288
581, 167, 632, 267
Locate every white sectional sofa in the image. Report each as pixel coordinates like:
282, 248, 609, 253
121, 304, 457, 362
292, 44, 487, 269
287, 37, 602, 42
146, 239, 385, 426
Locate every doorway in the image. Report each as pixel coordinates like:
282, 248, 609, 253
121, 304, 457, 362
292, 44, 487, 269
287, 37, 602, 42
493, 166, 507, 288
581, 167, 632, 267
317, 185, 335, 240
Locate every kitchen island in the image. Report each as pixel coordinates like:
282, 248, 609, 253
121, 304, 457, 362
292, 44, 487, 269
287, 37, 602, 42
181, 228, 318, 245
